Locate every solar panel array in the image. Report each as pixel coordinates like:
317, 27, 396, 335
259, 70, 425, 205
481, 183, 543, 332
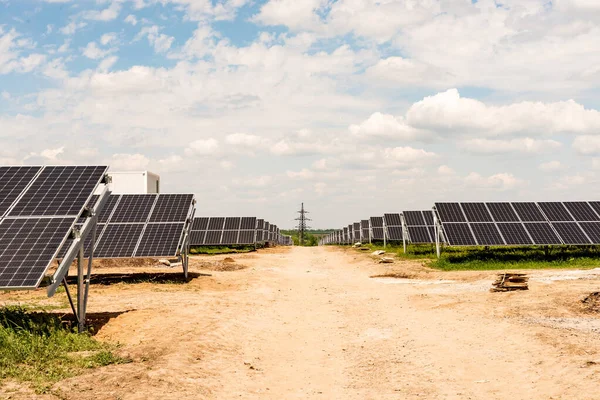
0, 166, 108, 289
435, 202, 600, 246
384, 213, 403, 241
61, 193, 195, 258
403, 210, 437, 244
189, 217, 289, 246
369, 217, 384, 241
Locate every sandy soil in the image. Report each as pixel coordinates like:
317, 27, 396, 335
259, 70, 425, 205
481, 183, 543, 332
2, 246, 600, 399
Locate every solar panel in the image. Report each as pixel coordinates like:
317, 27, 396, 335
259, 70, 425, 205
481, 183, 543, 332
190, 230, 206, 245
9, 166, 107, 217
512, 203, 545, 222
497, 223, 533, 245
588, 202, 600, 219
470, 223, 504, 245
150, 194, 194, 223
580, 222, 600, 243
387, 226, 403, 240
204, 230, 222, 245
434, 203, 466, 223
192, 217, 209, 231
523, 223, 562, 244
238, 231, 255, 244
0, 217, 74, 288
407, 226, 431, 243
384, 213, 402, 226
404, 211, 425, 226
94, 224, 145, 258
135, 223, 184, 257
371, 227, 384, 240
0, 166, 41, 217
224, 217, 241, 230
208, 217, 225, 230
538, 202, 574, 222
563, 202, 600, 222
221, 230, 238, 245
422, 211, 434, 226
461, 203, 493, 222
241, 217, 256, 230
442, 223, 476, 246
98, 195, 120, 223
109, 194, 157, 223
370, 217, 383, 228
486, 202, 519, 222
552, 222, 590, 244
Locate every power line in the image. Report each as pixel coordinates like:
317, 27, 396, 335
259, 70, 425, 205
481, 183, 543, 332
295, 202, 311, 245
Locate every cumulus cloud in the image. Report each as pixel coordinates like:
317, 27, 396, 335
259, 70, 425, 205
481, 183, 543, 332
464, 172, 524, 190
110, 153, 150, 170
225, 133, 262, 147
573, 136, 600, 155
124, 14, 138, 25
83, 2, 122, 21
539, 161, 563, 172
60, 21, 86, 35
407, 89, 600, 137
0, 28, 45, 74
185, 138, 219, 156
83, 42, 115, 59
460, 138, 562, 154
349, 112, 425, 141
136, 26, 174, 53
286, 168, 315, 180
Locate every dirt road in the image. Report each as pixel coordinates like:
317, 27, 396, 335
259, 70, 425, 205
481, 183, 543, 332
4, 246, 600, 399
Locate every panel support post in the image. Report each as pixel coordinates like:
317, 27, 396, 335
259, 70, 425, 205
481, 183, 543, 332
434, 210, 441, 259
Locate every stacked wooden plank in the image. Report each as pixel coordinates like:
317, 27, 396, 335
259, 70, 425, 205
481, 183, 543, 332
491, 273, 529, 292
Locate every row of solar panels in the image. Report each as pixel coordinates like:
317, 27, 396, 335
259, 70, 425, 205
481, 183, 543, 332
319, 211, 436, 245
320, 201, 600, 248
189, 217, 292, 246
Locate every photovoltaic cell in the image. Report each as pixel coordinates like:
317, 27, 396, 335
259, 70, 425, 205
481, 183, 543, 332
9, 166, 107, 217
241, 217, 256, 230
407, 226, 431, 243
0, 217, 74, 288
404, 211, 425, 226
435, 203, 466, 223
470, 223, 504, 245
224, 217, 241, 230
497, 223, 533, 245
109, 194, 157, 223
442, 223, 476, 246
538, 202, 573, 222
552, 222, 590, 244
461, 203, 493, 222
94, 224, 144, 258
563, 202, 600, 222
149, 194, 194, 223
135, 223, 184, 257
588, 202, 600, 218
486, 203, 520, 222
190, 230, 206, 245
523, 223, 562, 244
0, 166, 40, 217
98, 195, 120, 223
422, 211, 434, 226
512, 203, 546, 222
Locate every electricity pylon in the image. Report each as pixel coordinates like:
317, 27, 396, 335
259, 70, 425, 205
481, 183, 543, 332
295, 203, 311, 245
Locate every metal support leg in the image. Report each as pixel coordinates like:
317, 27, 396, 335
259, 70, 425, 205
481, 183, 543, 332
77, 248, 86, 333
63, 278, 79, 326
434, 212, 441, 259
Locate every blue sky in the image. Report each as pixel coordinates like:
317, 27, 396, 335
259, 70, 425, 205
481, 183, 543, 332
1, 0, 600, 228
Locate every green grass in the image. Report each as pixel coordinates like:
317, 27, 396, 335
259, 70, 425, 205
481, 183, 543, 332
0, 306, 129, 393
353, 243, 600, 271
190, 245, 256, 255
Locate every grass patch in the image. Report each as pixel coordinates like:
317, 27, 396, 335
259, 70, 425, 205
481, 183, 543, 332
0, 306, 129, 393
353, 243, 600, 271
190, 245, 256, 255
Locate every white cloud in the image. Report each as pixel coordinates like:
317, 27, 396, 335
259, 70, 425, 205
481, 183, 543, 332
539, 161, 563, 172
185, 138, 219, 156
136, 26, 174, 53
349, 112, 425, 141
40, 146, 64, 161
60, 21, 86, 35
225, 133, 262, 147
82, 42, 114, 59
286, 168, 315, 180
407, 89, 600, 137
0, 28, 45, 74
464, 172, 525, 190
573, 136, 600, 155
83, 2, 122, 21
124, 14, 138, 25
438, 165, 455, 175
98, 56, 118, 71
100, 32, 118, 46
460, 138, 562, 154
110, 153, 150, 170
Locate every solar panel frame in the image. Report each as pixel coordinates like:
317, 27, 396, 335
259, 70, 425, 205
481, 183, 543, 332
135, 223, 185, 257
496, 223, 533, 245
552, 222, 591, 245
563, 202, 600, 222
108, 194, 157, 223
523, 222, 562, 245
0, 166, 41, 218
434, 203, 466, 223
461, 203, 493, 223
192, 217, 209, 231
407, 226, 432, 244
486, 202, 520, 222
470, 223, 505, 245
369, 217, 383, 228
403, 211, 425, 226
441, 223, 477, 246
538, 202, 574, 222
580, 222, 600, 244
148, 194, 194, 223
383, 213, 402, 226
512, 202, 546, 222
93, 224, 145, 258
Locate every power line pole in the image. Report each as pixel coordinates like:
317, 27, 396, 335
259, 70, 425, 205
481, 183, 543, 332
295, 202, 311, 245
